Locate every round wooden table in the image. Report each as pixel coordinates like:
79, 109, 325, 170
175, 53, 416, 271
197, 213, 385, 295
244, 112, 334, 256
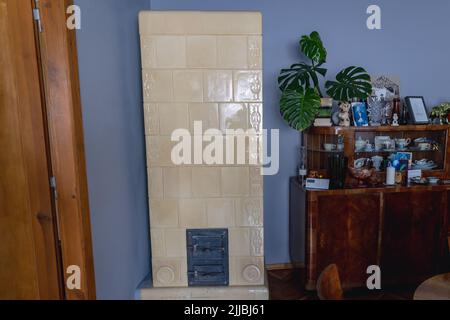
414, 273, 450, 300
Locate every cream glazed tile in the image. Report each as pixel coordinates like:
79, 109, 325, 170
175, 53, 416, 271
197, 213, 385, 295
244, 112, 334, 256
219, 103, 248, 133
147, 167, 163, 199
139, 11, 261, 35
158, 103, 189, 135
144, 103, 159, 135
217, 36, 248, 69
186, 36, 217, 68
221, 167, 249, 196
179, 199, 207, 228
149, 199, 178, 228
230, 257, 264, 286
173, 70, 204, 102
191, 167, 221, 197
248, 36, 262, 69
233, 71, 262, 102
188, 103, 219, 133
206, 198, 235, 228
248, 134, 263, 166
235, 198, 263, 227
229, 228, 250, 256
155, 36, 186, 68
140, 36, 157, 68
248, 103, 263, 133
152, 258, 188, 288
249, 167, 263, 196
163, 167, 192, 198
164, 229, 187, 257
150, 228, 166, 258
250, 228, 264, 257
142, 70, 173, 102
146, 136, 174, 167
203, 70, 233, 103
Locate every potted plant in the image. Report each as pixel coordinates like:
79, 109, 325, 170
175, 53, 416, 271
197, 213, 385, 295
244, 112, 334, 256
278, 31, 373, 131
430, 102, 450, 124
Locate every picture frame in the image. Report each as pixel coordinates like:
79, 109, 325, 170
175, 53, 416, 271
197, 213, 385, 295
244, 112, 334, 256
392, 152, 412, 171
351, 102, 369, 127
405, 96, 429, 124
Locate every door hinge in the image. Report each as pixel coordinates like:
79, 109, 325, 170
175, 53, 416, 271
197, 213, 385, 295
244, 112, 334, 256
50, 176, 62, 242
50, 176, 57, 199
33, 0, 43, 33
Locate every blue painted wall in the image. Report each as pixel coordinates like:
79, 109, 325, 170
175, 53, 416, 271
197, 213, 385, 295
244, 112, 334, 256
150, 0, 450, 264
76, 0, 151, 299
76, 0, 450, 298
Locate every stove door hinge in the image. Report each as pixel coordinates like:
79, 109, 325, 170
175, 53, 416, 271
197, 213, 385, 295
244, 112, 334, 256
33, 1, 43, 33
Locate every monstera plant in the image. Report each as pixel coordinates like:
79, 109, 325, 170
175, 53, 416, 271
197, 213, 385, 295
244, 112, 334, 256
278, 31, 372, 131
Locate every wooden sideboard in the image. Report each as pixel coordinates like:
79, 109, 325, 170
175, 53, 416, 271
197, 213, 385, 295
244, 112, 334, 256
290, 177, 450, 290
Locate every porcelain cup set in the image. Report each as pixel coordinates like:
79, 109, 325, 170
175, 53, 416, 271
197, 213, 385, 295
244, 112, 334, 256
412, 159, 437, 170
355, 135, 432, 152
323, 143, 344, 152
413, 137, 433, 151
355, 137, 374, 152
354, 155, 384, 171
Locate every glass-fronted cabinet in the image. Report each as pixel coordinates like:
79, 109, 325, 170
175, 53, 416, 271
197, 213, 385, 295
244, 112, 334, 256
303, 125, 450, 186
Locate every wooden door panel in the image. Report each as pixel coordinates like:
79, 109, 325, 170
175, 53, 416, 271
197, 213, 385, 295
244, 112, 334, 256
36, 0, 96, 299
316, 194, 380, 287
381, 191, 445, 285
0, 0, 60, 299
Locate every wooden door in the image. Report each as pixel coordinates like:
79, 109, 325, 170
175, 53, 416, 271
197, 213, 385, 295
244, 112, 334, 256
381, 191, 447, 286
315, 193, 381, 288
0, 0, 61, 299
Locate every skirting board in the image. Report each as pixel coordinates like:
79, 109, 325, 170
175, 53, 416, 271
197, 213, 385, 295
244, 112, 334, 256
265, 262, 305, 271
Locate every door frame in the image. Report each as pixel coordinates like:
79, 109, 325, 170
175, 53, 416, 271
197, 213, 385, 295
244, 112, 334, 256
33, 0, 96, 300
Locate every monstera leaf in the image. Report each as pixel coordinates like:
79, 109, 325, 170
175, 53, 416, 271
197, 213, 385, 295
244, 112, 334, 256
278, 63, 327, 92
300, 31, 327, 64
280, 87, 321, 131
325, 66, 372, 101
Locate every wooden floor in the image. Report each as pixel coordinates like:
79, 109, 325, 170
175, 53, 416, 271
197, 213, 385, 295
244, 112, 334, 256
267, 268, 417, 300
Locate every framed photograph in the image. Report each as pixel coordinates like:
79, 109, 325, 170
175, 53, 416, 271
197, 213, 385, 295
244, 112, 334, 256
371, 75, 401, 100
392, 152, 412, 171
351, 102, 369, 127
405, 96, 429, 124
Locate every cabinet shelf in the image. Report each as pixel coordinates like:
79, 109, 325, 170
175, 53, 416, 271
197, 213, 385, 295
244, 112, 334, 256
304, 124, 450, 185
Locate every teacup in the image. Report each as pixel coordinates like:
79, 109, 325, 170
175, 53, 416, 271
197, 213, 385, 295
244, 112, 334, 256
365, 143, 374, 151
417, 142, 431, 150
355, 137, 369, 151
323, 143, 336, 151
427, 177, 439, 184
395, 138, 411, 150
415, 159, 435, 166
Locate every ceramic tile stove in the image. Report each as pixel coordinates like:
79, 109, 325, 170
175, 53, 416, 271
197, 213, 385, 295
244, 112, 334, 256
138, 11, 268, 300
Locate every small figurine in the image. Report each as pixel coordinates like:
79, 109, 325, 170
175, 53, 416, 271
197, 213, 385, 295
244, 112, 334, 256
392, 113, 399, 126
338, 102, 351, 127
